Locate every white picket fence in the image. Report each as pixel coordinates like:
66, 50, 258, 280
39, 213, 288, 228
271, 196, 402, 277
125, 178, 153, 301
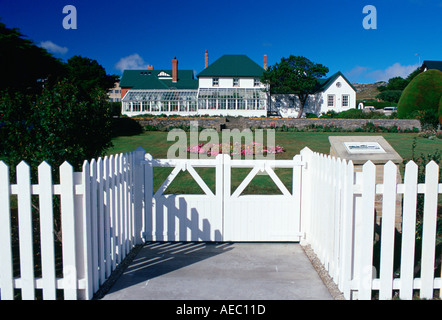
300, 147, 441, 300
0, 150, 143, 300
0, 146, 441, 300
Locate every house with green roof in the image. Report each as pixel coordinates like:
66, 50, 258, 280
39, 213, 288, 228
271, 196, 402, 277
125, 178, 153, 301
271, 71, 356, 117
119, 52, 356, 117
120, 57, 199, 116
420, 60, 442, 73
196, 54, 269, 117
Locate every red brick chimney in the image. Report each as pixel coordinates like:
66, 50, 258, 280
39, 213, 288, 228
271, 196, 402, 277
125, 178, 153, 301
147, 65, 153, 70
263, 54, 267, 70
205, 50, 209, 69
172, 57, 178, 82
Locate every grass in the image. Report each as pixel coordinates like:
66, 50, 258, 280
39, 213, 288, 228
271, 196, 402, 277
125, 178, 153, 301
107, 131, 441, 161
106, 131, 442, 195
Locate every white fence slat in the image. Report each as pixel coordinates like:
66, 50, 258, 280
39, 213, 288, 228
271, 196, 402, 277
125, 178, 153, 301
115, 154, 123, 261
419, 161, 439, 299
133, 147, 145, 245
358, 161, 376, 300
119, 154, 127, 256
59, 161, 77, 300
80, 161, 93, 300
0, 162, 14, 300
144, 154, 154, 241
89, 159, 99, 292
108, 155, 116, 270
37, 162, 57, 300
399, 161, 418, 300
378, 161, 397, 300
16, 161, 35, 300
292, 155, 302, 242
96, 157, 106, 284
103, 156, 112, 278
340, 160, 354, 300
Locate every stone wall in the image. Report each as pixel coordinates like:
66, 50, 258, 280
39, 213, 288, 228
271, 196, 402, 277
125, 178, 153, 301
134, 117, 226, 131
132, 117, 421, 132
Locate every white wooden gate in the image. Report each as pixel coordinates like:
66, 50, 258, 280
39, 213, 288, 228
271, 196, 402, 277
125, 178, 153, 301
142, 154, 304, 242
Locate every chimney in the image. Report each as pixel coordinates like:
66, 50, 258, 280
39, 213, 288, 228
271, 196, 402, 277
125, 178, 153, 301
172, 57, 178, 82
263, 54, 267, 70
147, 65, 153, 70
205, 50, 209, 69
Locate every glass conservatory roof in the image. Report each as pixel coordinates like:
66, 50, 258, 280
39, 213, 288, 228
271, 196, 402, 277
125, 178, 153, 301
122, 90, 198, 102
198, 88, 267, 99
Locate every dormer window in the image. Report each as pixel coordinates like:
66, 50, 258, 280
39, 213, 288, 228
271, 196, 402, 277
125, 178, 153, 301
254, 78, 261, 87
212, 77, 219, 87
158, 71, 172, 79
233, 78, 239, 87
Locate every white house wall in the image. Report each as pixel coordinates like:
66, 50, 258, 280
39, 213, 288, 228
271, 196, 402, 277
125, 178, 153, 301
199, 77, 266, 89
271, 75, 356, 118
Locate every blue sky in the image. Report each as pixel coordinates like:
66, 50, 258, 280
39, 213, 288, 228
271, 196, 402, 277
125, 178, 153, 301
1, 0, 441, 83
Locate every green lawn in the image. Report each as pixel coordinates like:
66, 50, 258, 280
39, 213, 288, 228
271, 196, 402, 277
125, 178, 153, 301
107, 131, 441, 194
108, 131, 441, 160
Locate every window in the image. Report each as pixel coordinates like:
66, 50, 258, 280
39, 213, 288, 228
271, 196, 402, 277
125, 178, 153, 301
189, 101, 197, 112
170, 101, 178, 112
218, 99, 226, 110
208, 99, 217, 109
237, 99, 245, 110
254, 78, 261, 87
133, 102, 141, 112
342, 95, 349, 107
228, 99, 236, 109
327, 95, 335, 107
247, 100, 256, 110
142, 101, 149, 112
233, 78, 239, 87
212, 78, 219, 87
198, 99, 207, 109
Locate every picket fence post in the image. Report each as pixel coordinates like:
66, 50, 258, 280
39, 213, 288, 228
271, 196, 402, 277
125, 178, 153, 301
133, 147, 146, 244
299, 147, 313, 245
0, 161, 14, 300
37, 162, 57, 300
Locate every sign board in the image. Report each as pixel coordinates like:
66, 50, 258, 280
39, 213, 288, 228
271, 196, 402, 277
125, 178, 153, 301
329, 136, 402, 165
344, 142, 386, 154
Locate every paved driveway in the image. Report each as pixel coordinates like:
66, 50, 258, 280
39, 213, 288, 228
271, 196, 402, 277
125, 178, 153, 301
99, 242, 333, 300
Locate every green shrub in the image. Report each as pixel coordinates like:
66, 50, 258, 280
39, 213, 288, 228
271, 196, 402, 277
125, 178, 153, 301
376, 90, 403, 103
397, 69, 442, 128
439, 95, 442, 126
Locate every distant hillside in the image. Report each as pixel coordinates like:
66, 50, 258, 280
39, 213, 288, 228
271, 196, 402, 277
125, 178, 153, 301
353, 82, 387, 101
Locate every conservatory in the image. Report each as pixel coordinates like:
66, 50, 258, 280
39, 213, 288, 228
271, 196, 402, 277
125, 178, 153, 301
197, 88, 267, 117
122, 90, 199, 116
121, 88, 268, 117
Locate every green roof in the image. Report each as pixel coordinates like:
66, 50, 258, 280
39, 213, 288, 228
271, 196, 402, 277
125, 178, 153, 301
316, 71, 356, 92
197, 55, 264, 78
120, 69, 198, 90
422, 60, 442, 72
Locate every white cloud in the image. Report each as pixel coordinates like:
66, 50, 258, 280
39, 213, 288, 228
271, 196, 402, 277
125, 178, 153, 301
39, 40, 68, 54
115, 53, 148, 72
345, 66, 369, 80
346, 63, 419, 83
366, 63, 419, 82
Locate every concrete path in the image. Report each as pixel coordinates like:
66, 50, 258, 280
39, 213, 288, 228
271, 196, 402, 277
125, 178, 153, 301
99, 242, 333, 300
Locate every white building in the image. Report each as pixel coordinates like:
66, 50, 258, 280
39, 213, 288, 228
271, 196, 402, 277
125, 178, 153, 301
120, 52, 356, 117
271, 72, 357, 117
196, 53, 269, 117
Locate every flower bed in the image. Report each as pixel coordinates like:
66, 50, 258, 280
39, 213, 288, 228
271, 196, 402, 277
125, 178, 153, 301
187, 142, 285, 156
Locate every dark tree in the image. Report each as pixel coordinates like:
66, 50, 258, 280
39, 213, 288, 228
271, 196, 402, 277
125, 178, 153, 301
261, 55, 328, 118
